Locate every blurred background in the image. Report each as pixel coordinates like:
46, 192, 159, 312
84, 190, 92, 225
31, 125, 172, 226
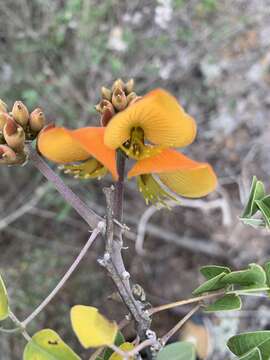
1, 0, 270, 358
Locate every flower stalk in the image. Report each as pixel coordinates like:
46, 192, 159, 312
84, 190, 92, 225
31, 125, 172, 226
101, 150, 152, 355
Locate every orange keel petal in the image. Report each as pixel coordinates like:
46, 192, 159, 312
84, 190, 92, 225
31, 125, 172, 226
104, 89, 196, 149
128, 148, 201, 177
37, 125, 89, 163
69, 127, 118, 180
128, 148, 217, 198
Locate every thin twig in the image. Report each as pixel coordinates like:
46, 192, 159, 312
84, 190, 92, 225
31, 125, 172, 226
22, 227, 101, 327
136, 195, 232, 256
109, 338, 157, 359
148, 290, 225, 315
9, 312, 31, 342
0, 184, 48, 231
160, 304, 201, 345
27, 145, 103, 229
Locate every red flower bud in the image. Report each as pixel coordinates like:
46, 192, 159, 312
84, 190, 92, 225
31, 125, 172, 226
3, 117, 25, 151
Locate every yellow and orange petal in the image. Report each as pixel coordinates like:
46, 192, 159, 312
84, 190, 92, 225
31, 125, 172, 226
128, 149, 217, 198
104, 89, 196, 149
37, 125, 89, 163
70, 127, 118, 179
37, 125, 118, 180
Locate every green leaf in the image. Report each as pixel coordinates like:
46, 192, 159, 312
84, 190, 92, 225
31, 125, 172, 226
239, 348, 262, 360
192, 272, 227, 296
256, 195, 270, 228
240, 218, 266, 229
222, 264, 266, 287
204, 294, 242, 313
227, 331, 270, 359
200, 265, 230, 280
242, 177, 265, 218
23, 329, 81, 359
157, 342, 196, 360
0, 274, 9, 321
264, 261, 270, 287
103, 331, 125, 360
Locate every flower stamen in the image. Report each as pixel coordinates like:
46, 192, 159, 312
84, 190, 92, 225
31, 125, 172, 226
121, 127, 163, 160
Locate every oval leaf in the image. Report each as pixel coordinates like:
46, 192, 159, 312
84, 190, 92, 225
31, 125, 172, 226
70, 305, 118, 348
228, 331, 270, 357
0, 274, 9, 321
264, 261, 270, 290
23, 329, 81, 360
222, 264, 266, 287
204, 294, 242, 313
200, 265, 231, 280
157, 342, 196, 360
242, 176, 265, 218
192, 272, 227, 296
109, 342, 135, 360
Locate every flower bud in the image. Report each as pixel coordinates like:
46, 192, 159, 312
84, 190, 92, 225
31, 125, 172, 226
30, 108, 46, 132
112, 78, 125, 91
0, 99, 8, 113
0, 144, 17, 164
101, 86, 112, 101
125, 78, 134, 94
96, 100, 115, 126
100, 107, 115, 127
3, 116, 25, 151
0, 112, 9, 131
12, 101, 29, 127
112, 87, 127, 111
126, 92, 137, 104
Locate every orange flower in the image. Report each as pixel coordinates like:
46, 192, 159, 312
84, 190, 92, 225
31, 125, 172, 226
37, 125, 118, 180
104, 89, 217, 204
37, 87, 217, 206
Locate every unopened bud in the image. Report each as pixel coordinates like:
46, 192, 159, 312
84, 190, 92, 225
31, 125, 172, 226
100, 107, 115, 127
3, 117, 25, 151
112, 87, 127, 111
12, 101, 29, 127
112, 78, 125, 91
101, 86, 112, 101
125, 78, 134, 94
0, 112, 9, 131
0, 99, 8, 113
30, 108, 46, 132
0, 144, 17, 164
126, 92, 137, 104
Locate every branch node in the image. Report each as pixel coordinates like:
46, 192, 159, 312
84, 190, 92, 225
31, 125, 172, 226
97, 220, 106, 235
121, 271, 130, 280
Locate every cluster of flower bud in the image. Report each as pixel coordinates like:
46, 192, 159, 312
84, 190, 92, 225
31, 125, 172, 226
0, 99, 46, 165
95, 78, 141, 126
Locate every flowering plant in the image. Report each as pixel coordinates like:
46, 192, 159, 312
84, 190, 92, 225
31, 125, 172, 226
0, 79, 269, 360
